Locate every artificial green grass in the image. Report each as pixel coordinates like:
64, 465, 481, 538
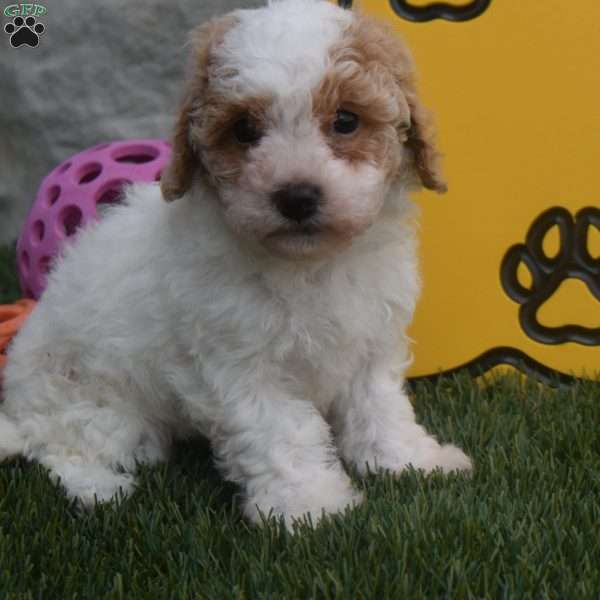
0, 244, 599, 599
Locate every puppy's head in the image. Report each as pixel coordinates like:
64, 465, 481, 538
161, 0, 446, 259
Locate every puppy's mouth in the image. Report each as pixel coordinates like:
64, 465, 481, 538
263, 223, 348, 259
268, 223, 322, 238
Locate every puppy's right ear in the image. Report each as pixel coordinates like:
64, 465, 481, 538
160, 91, 196, 202
161, 16, 237, 202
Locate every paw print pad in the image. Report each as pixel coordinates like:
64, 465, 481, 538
338, 0, 492, 22
391, 0, 491, 22
4, 16, 45, 48
501, 207, 600, 346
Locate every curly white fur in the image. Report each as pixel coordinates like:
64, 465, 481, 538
0, 0, 470, 528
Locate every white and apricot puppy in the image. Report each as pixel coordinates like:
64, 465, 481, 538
0, 0, 470, 527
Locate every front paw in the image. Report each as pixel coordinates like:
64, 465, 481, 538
243, 470, 363, 529
355, 439, 472, 476
412, 443, 472, 474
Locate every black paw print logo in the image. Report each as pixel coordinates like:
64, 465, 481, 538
4, 16, 45, 48
390, 0, 491, 22
501, 207, 600, 345
338, 0, 492, 22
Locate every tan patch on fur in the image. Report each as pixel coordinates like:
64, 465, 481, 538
193, 95, 273, 186
160, 15, 239, 201
314, 14, 447, 192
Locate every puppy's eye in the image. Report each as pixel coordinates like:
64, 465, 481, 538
233, 116, 263, 145
333, 110, 360, 135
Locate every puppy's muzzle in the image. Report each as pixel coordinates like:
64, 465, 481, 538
272, 183, 321, 223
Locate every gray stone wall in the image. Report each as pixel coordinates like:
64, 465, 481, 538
0, 0, 262, 243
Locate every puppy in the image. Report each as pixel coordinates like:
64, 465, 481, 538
0, 0, 470, 527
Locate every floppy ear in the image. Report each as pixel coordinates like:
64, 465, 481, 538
161, 16, 237, 202
404, 90, 448, 194
344, 13, 448, 194
160, 92, 196, 202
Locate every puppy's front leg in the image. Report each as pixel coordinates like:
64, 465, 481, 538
331, 358, 472, 476
178, 369, 362, 528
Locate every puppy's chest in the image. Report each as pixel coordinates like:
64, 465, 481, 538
273, 278, 393, 374
271, 283, 397, 413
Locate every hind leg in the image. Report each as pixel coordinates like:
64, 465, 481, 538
40, 456, 136, 505
2, 319, 172, 505
11, 385, 172, 506
30, 407, 171, 506
0, 413, 24, 460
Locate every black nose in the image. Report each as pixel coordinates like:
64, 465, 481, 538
272, 183, 321, 223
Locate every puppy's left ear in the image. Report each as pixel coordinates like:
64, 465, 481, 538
349, 14, 448, 194
404, 90, 448, 194
161, 16, 237, 202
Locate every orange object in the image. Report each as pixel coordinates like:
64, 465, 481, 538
0, 299, 37, 372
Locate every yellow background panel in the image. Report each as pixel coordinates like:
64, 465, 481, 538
350, 0, 600, 379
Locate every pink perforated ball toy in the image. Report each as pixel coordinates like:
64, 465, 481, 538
17, 139, 172, 300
